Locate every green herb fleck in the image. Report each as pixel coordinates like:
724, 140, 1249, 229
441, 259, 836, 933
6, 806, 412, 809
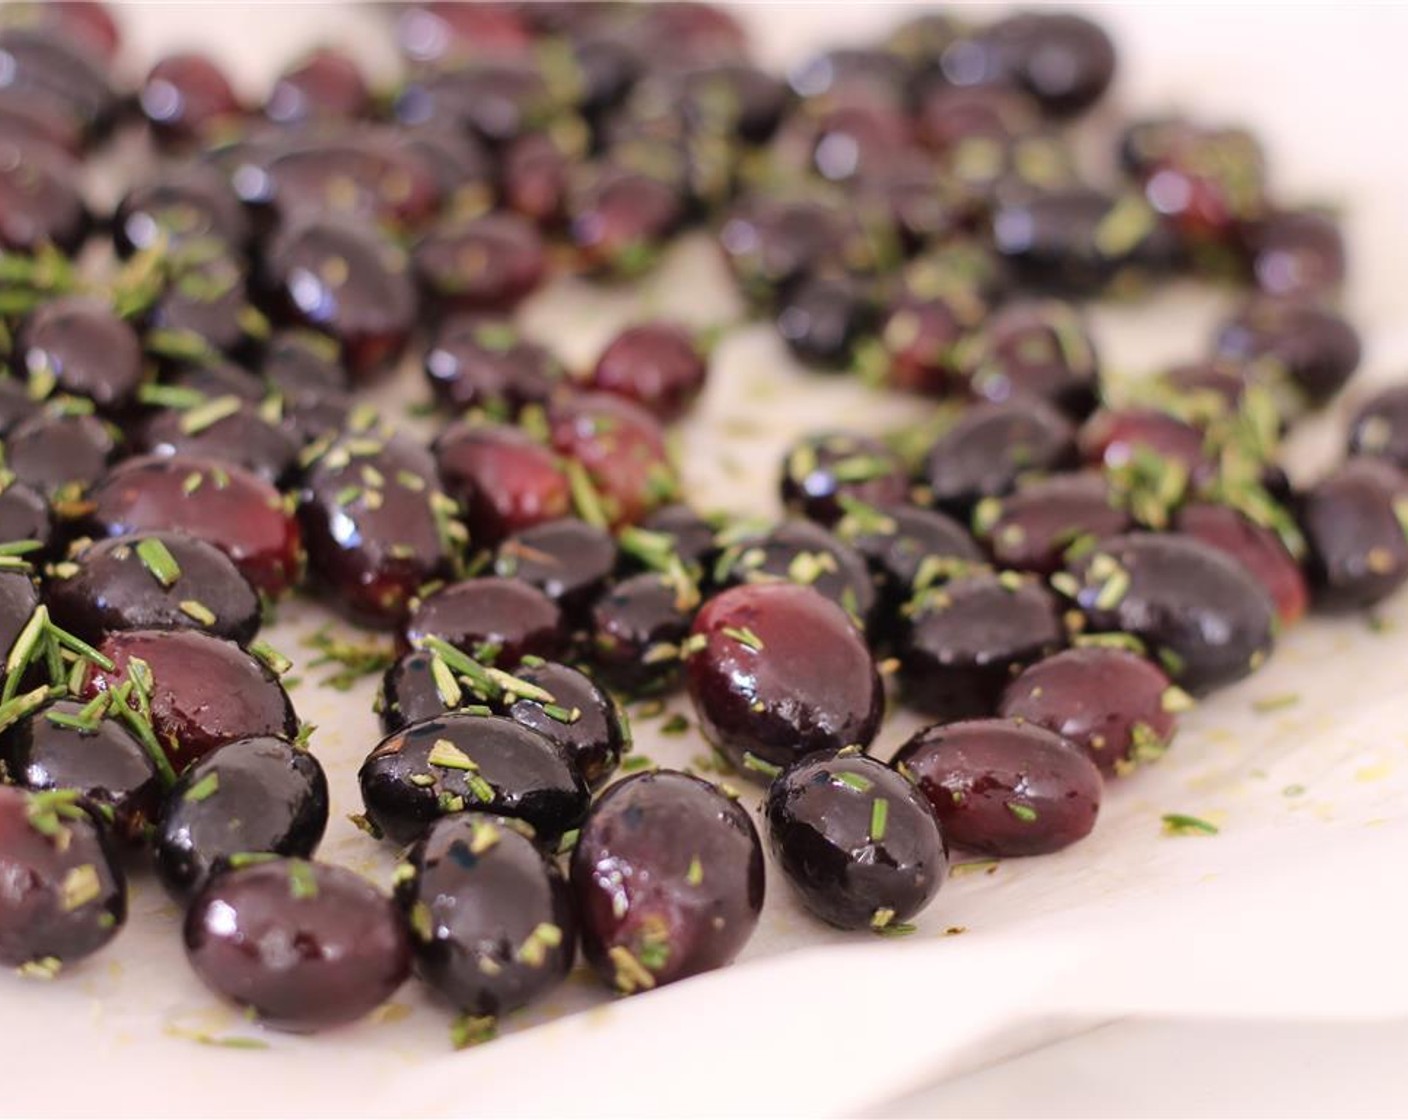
1161, 813, 1219, 837
870, 797, 890, 841
184, 773, 220, 803
135, 538, 181, 588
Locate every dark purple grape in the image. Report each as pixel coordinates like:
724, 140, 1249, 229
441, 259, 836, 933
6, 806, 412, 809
897, 570, 1066, 721
502, 660, 625, 790
261, 216, 416, 383
570, 770, 763, 994
893, 718, 1102, 856
139, 399, 301, 486
397, 124, 497, 216
413, 212, 546, 316
834, 502, 983, 626
0, 26, 121, 137
587, 321, 708, 423
960, 300, 1100, 419
1174, 501, 1308, 626
0, 378, 40, 437
266, 47, 370, 126
396, 813, 575, 1018
155, 737, 328, 901
1119, 118, 1266, 250
999, 647, 1182, 776
0, 481, 51, 553
1078, 406, 1216, 495
973, 472, 1131, 575
548, 392, 679, 530
1349, 384, 1408, 471
587, 570, 696, 695
423, 316, 565, 416
378, 650, 456, 735
0, 87, 84, 156
687, 582, 882, 776
0, 786, 126, 970
501, 130, 573, 228
679, 62, 787, 144
394, 61, 556, 148
47, 532, 260, 646
629, 504, 721, 585
494, 519, 617, 626
980, 12, 1117, 116
259, 132, 442, 233
1245, 209, 1345, 298
718, 195, 871, 309
776, 273, 876, 370
260, 330, 351, 444
1214, 298, 1360, 404
1299, 458, 1408, 612
404, 577, 565, 666
148, 250, 264, 363
0, 141, 87, 253
18, 296, 144, 411
300, 432, 455, 629
779, 432, 909, 526
86, 454, 304, 599
1058, 533, 1276, 692
184, 859, 410, 1032
359, 712, 589, 846
435, 420, 572, 547
714, 519, 877, 632
0, 702, 160, 844
765, 751, 946, 931
923, 399, 1077, 515
394, 2, 534, 66
568, 164, 684, 279
83, 629, 298, 774
786, 46, 909, 106
867, 287, 986, 397
6, 409, 119, 504
0, 569, 40, 690
140, 52, 243, 148
115, 164, 249, 260
915, 83, 1040, 156
991, 188, 1175, 297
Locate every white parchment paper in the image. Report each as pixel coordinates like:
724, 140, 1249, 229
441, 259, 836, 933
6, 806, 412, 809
9, 5, 1408, 1116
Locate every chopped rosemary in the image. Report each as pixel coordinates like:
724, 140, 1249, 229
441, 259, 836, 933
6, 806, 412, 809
1161, 812, 1220, 836
833, 771, 873, 794
450, 1014, 498, 1050
179, 394, 242, 435
608, 945, 657, 994
686, 856, 704, 886
741, 752, 781, 778
620, 755, 655, 773
515, 922, 564, 968
249, 640, 292, 676
179, 599, 217, 626
428, 739, 475, 770
869, 797, 889, 841
659, 713, 689, 736
184, 772, 220, 803
720, 625, 764, 651
287, 861, 319, 900
135, 538, 182, 587
1006, 802, 1038, 822
60, 864, 101, 911
302, 626, 394, 690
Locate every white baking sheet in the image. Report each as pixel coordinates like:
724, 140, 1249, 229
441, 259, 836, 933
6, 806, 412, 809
10, 5, 1408, 1117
